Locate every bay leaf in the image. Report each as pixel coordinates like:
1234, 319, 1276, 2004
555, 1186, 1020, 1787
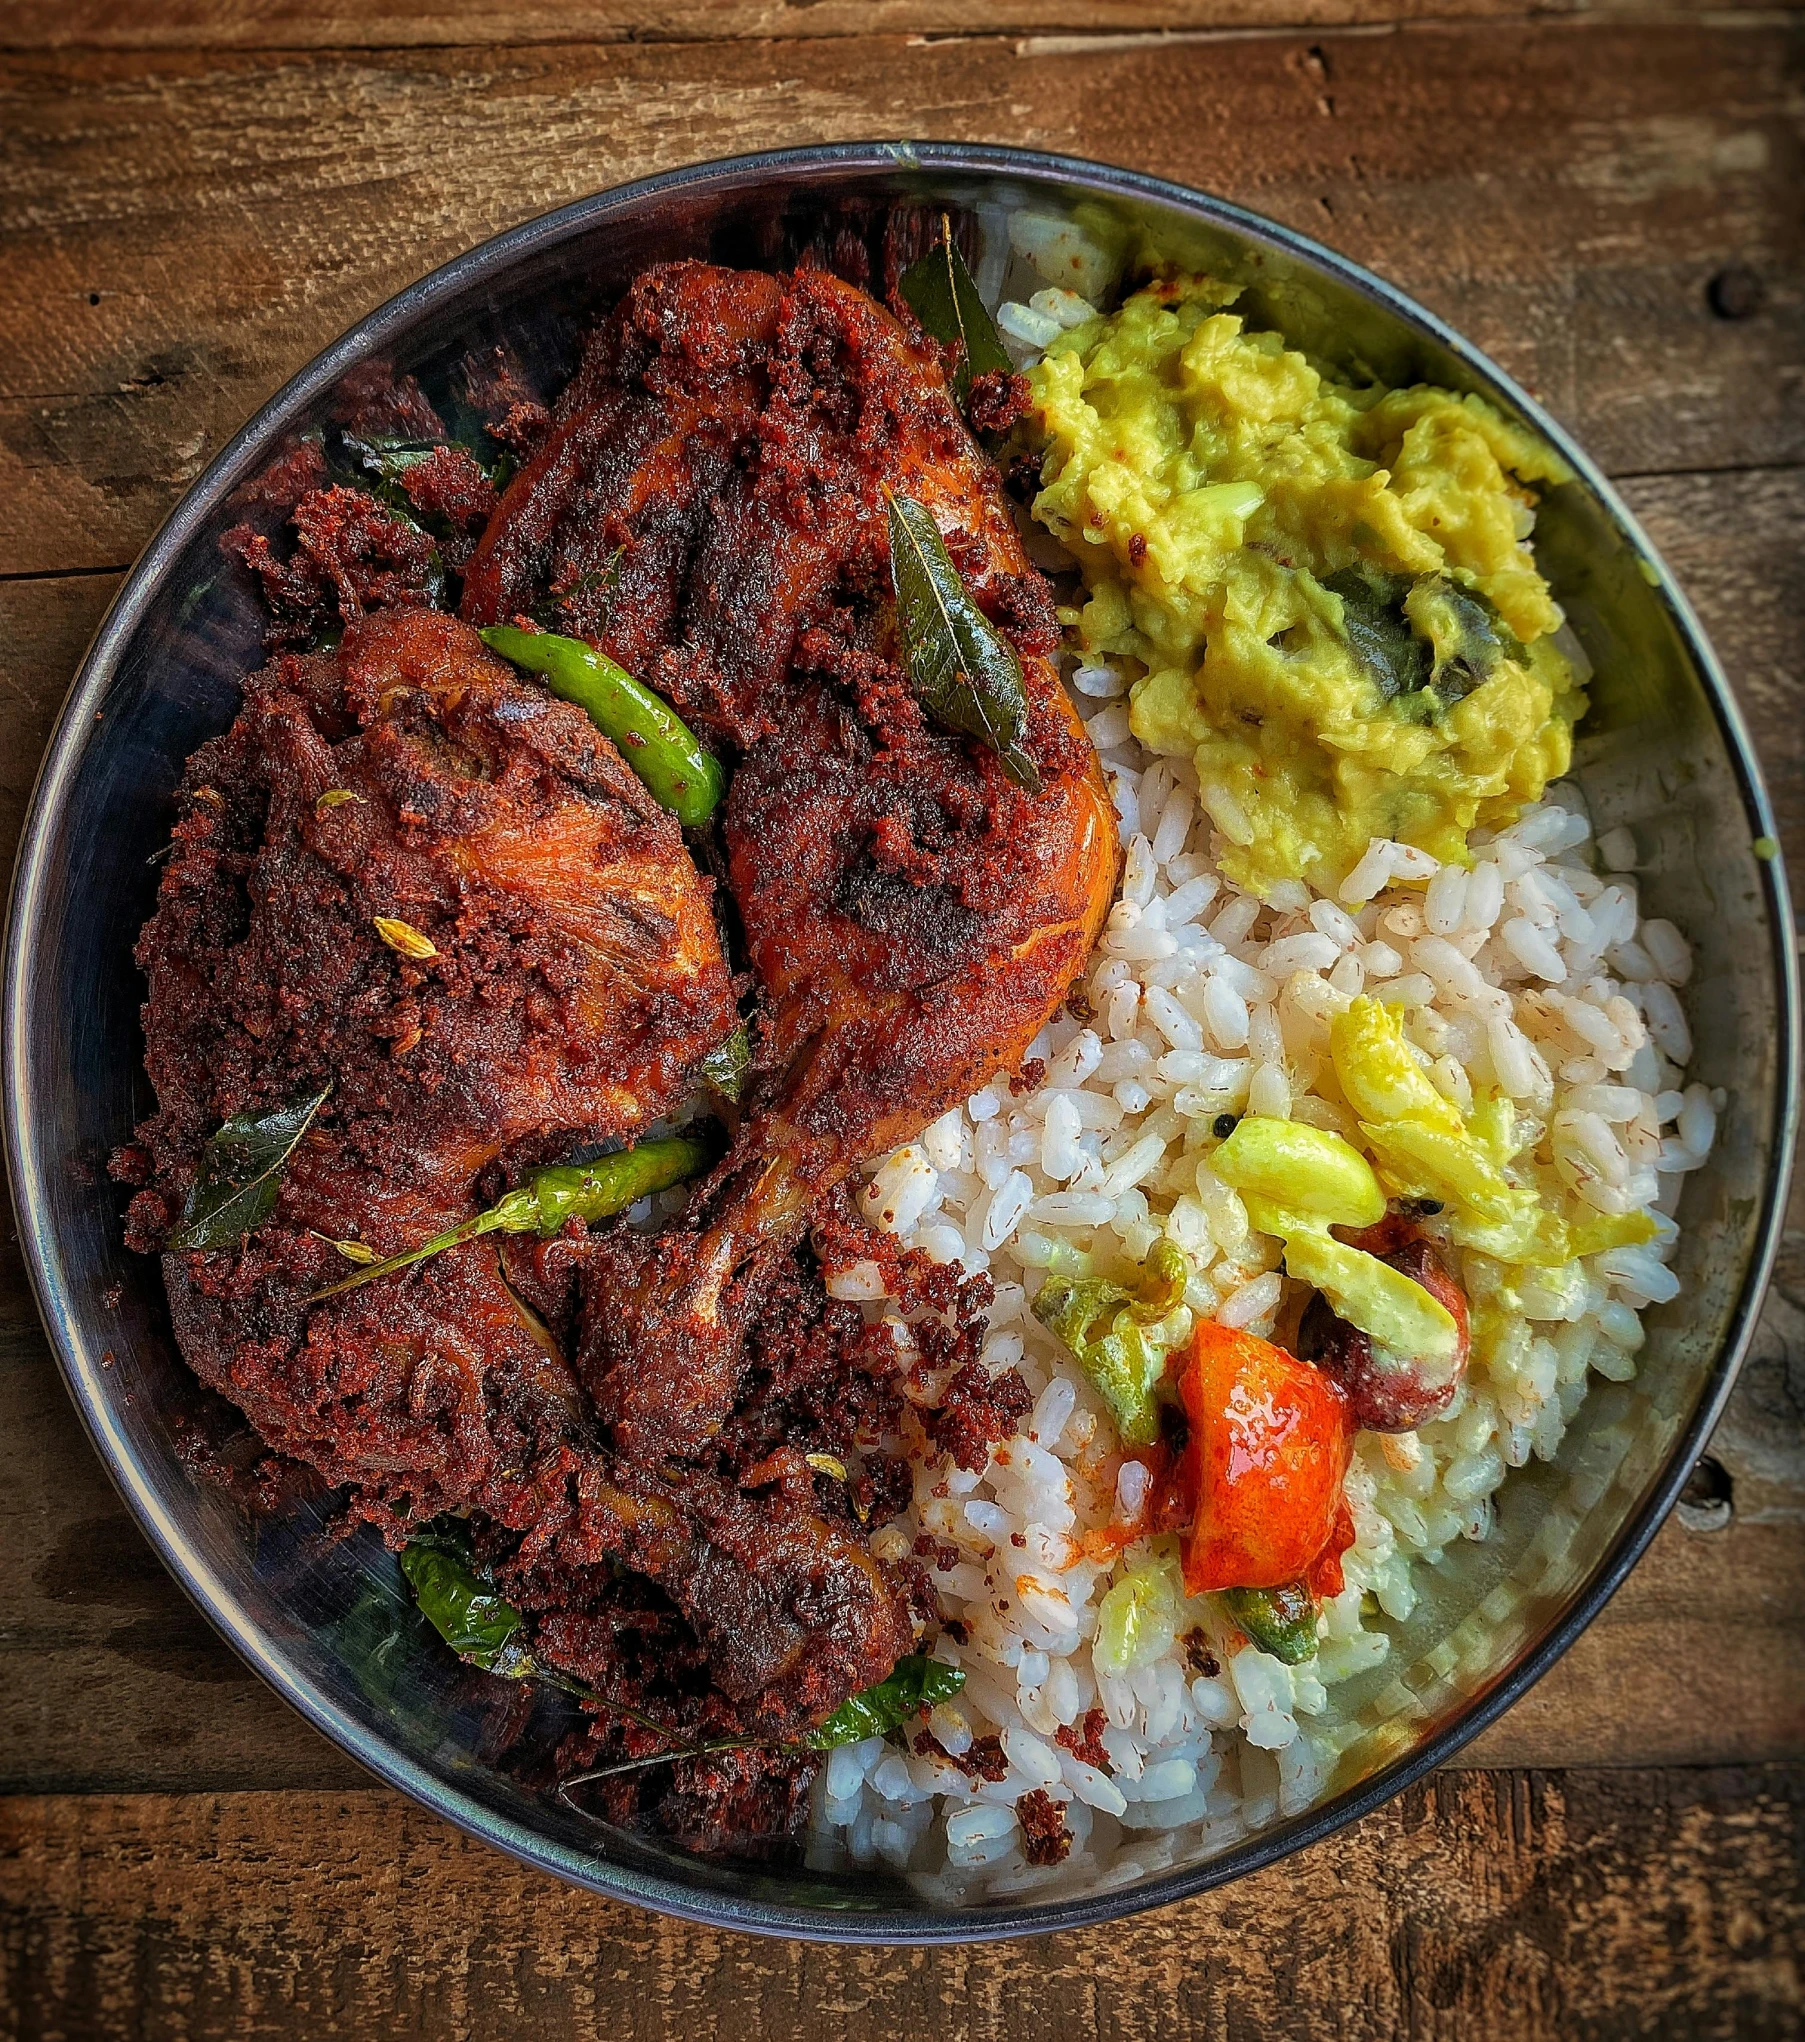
885, 490, 1040, 791
168, 1083, 332, 1252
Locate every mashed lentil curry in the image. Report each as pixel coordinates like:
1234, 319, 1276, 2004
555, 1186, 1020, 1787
1028, 276, 1585, 897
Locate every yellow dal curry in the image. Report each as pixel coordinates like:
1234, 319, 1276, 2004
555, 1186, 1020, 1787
1027, 276, 1585, 897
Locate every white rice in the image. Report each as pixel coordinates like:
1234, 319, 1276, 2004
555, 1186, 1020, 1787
804, 665, 1716, 1899
798, 221, 1718, 1897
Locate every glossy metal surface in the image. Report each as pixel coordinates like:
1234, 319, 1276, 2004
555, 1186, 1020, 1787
4, 144, 1796, 1942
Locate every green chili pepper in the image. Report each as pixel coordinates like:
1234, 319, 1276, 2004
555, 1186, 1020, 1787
479, 624, 724, 826
1222, 1581, 1320, 1664
399, 1524, 683, 1730
309, 1133, 711, 1302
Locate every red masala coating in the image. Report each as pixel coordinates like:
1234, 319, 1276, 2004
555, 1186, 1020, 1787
923, 1359, 1032, 1473
131, 258, 1117, 1838
915, 1729, 1013, 1785
224, 486, 445, 649
121, 555, 935, 1756
398, 445, 498, 557
130, 643, 909, 1720
293, 486, 445, 616
127, 607, 733, 1233
466, 261, 1117, 1462
124, 607, 740, 1528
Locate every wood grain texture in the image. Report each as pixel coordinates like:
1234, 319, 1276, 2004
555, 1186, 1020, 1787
1, 461, 1801, 1791
1626, 465, 1805, 890
1, 1771, 1801, 2040
0, 21, 1798, 575
0, 1, 1583, 50
10, 0, 1790, 56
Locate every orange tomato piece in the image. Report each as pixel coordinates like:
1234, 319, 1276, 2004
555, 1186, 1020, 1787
1306, 1501, 1358, 1600
1178, 1321, 1353, 1596
1079, 1443, 1195, 1566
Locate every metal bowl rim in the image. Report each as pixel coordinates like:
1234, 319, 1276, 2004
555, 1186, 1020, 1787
4, 138, 1796, 1944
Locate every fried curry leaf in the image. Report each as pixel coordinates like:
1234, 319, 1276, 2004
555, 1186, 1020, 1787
886, 490, 1040, 791
398, 1539, 535, 1678
342, 433, 442, 484
168, 1084, 331, 1251
343, 427, 508, 495
803, 1654, 967, 1749
899, 213, 1012, 406
1321, 567, 1431, 703
339, 429, 510, 554
698, 1022, 751, 1103
1323, 567, 1524, 714
335, 1571, 431, 1714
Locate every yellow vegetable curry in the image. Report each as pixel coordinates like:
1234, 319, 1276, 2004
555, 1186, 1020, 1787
1027, 276, 1586, 896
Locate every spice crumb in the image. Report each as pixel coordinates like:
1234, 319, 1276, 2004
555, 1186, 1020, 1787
1016, 1788, 1072, 1866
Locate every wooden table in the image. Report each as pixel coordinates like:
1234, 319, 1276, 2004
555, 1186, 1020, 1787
1, 5, 1801, 2035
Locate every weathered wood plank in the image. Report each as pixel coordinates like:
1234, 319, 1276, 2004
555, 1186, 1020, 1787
0, 1324, 370, 1794
1622, 465, 1805, 899
0, 1, 1582, 50
0, 572, 116, 905
0, 1772, 1799, 2039
0, 21, 1797, 576
3, 0, 1788, 52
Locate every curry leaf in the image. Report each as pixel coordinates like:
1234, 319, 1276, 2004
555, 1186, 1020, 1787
886, 490, 1040, 791
1406, 577, 1520, 707
803, 1654, 967, 1749
168, 1084, 332, 1252
899, 213, 1012, 405
334, 1571, 430, 1714
342, 433, 443, 484
398, 1539, 535, 1678
697, 1022, 751, 1103
343, 428, 507, 495
339, 430, 506, 562
1321, 567, 1431, 703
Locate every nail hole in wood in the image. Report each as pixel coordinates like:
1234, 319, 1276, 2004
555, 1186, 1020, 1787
1677, 1453, 1733, 1532
1707, 267, 1764, 320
